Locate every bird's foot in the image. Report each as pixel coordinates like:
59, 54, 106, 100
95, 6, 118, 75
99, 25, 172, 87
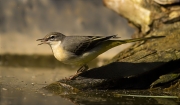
77, 65, 89, 73
67, 65, 89, 80
68, 73, 81, 80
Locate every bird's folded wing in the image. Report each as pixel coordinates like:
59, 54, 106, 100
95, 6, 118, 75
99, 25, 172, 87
61, 35, 116, 55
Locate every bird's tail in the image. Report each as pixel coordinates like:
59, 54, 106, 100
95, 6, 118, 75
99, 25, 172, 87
90, 35, 165, 61
116, 36, 165, 44
100, 36, 165, 52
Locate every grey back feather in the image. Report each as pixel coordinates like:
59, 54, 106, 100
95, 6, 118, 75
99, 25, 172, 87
61, 35, 116, 55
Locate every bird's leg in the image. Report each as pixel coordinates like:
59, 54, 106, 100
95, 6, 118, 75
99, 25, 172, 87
68, 65, 89, 80
77, 65, 89, 73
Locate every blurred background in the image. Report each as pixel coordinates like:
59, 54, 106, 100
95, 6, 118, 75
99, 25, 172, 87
0, 0, 134, 97
0, 0, 136, 81
0, 1, 154, 105
0, 0, 134, 57
1, 1, 180, 105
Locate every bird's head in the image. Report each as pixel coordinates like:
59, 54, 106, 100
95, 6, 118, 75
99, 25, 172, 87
37, 32, 65, 46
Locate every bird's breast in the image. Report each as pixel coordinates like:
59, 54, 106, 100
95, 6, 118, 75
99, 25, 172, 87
51, 45, 74, 62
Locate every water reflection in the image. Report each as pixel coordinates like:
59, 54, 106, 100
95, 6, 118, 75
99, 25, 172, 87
0, 67, 74, 105
45, 88, 179, 105
0, 67, 179, 105
1, 87, 73, 105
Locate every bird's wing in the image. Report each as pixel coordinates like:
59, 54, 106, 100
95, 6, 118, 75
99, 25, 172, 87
61, 35, 117, 55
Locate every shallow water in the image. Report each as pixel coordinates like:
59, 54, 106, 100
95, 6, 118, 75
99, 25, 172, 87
0, 67, 179, 105
0, 67, 74, 105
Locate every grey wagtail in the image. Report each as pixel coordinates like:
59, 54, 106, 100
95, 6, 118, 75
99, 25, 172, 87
37, 32, 164, 79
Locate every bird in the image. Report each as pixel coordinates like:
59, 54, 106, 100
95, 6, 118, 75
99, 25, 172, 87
37, 32, 164, 79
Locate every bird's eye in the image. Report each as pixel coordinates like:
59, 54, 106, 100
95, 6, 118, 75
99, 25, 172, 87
49, 35, 55, 40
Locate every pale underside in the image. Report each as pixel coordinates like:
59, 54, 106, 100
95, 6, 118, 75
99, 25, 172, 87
50, 40, 119, 67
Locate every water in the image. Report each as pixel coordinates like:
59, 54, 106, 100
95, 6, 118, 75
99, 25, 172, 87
0, 67, 179, 105
0, 67, 74, 105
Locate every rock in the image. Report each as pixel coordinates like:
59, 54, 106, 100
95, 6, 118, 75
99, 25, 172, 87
46, 0, 180, 91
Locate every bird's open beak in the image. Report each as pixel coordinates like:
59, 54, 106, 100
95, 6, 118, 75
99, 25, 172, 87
36, 38, 48, 45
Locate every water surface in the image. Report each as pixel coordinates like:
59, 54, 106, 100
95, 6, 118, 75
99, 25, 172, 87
0, 67, 179, 105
